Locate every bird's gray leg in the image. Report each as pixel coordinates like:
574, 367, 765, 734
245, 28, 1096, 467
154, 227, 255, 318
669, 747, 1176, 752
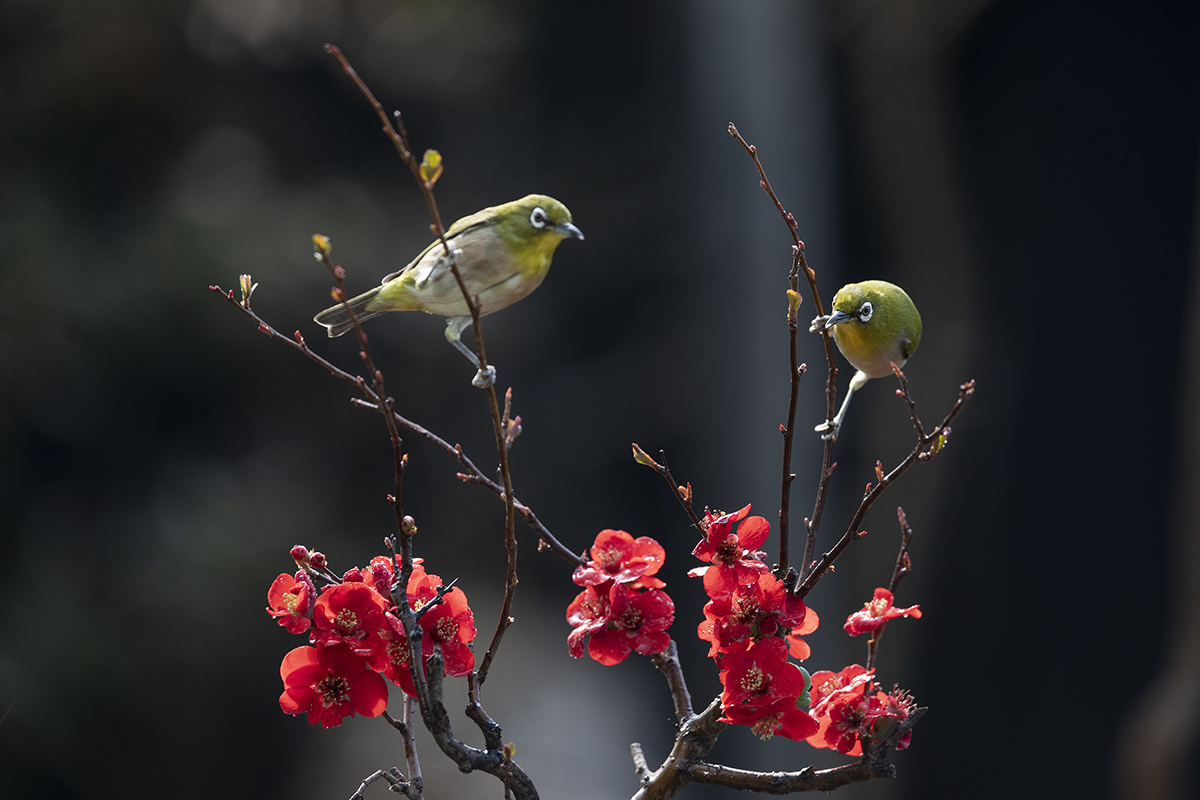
815, 370, 869, 441
444, 316, 496, 388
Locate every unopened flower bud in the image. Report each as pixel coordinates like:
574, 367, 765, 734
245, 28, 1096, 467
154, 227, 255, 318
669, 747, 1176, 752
290, 544, 310, 564
342, 567, 364, 583
401, 516, 417, 536
310, 551, 326, 569
312, 234, 332, 258
331, 287, 345, 302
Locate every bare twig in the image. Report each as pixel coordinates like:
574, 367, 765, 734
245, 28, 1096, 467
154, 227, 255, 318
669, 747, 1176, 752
631, 444, 704, 533
323, 45, 531, 797
796, 374, 975, 599
777, 248, 806, 578
683, 760, 895, 795
631, 743, 652, 785
728, 123, 840, 583
650, 641, 693, 721
867, 506, 916, 670
349, 769, 406, 800
403, 696, 423, 797
348, 400, 581, 566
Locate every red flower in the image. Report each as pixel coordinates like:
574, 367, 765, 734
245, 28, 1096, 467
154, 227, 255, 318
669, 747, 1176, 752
719, 636, 806, 708
689, 505, 771, 599
311, 583, 389, 671
566, 585, 611, 659
786, 605, 820, 661
869, 688, 916, 750
697, 573, 809, 659
378, 613, 418, 697
417, 585, 477, 677
279, 644, 388, 728
572, 530, 666, 589
805, 664, 875, 753
365, 555, 399, 602
808, 664, 873, 718
567, 583, 674, 665
720, 696, 819, 741
267, 571, 315, 634
824, 693, 877, 755
843, 588, 922, 636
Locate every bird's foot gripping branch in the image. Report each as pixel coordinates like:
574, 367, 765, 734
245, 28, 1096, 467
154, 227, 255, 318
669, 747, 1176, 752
213, 46, 974, 800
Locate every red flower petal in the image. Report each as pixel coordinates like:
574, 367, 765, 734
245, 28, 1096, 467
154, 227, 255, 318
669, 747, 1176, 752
736, 516, 771, 551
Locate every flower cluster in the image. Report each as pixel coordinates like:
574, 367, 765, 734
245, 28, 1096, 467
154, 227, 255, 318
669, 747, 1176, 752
689, 506, 820, 741
566, 529, 674, 665
268, 545, 476, 727
806, 665, 916, 754
559, 507, 926, 755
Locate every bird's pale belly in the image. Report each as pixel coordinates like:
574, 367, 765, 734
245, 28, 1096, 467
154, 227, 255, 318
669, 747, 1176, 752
833, 326, 909, 379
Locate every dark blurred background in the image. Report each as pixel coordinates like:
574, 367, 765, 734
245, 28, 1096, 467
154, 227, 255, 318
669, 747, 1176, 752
2, 1, 1198, 798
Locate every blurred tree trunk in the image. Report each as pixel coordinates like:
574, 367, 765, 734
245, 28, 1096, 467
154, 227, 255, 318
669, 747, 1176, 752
826, 0, 993, 663
1114, 133, 1200, 800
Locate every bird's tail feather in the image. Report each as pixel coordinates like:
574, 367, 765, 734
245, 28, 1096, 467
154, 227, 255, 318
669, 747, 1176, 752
314, 287, 384, 338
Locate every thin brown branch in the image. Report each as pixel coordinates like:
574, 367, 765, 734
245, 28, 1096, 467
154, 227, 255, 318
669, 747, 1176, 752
650, 640, 693, 721
380, 705, 423, 800
631, 699, 726, 800
324, 44, 450, 255
348, 398, 582, 567
727, 123, 840, 583
349, 769, 408, 800
631, 444, 704, 533
866, 506, 916, 671
410, 649, 540, 800
329, 42, 521, 700
631, 743, 652, 786
796, 374, 975, 599
465, 673, 504, 751
402, 696, 424, 798
683, 759, 896, 794
777, 249, 806, 579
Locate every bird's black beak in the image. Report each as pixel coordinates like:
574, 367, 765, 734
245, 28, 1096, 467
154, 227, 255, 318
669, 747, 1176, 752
555, 221, 584, 240
824, 310, 855, 329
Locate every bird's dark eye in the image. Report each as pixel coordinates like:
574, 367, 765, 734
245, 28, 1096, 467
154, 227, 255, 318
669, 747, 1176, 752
858, 302, 873, 322
530, 207, 547, 229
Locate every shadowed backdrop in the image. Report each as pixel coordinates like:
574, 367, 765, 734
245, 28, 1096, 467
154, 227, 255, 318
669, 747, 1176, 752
1, 1, 1197, 798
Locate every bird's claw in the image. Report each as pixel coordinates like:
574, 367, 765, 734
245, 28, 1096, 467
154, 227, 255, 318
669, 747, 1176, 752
471, 365, 497, 389
809, 315, 831, 334
814, 420, 839, 441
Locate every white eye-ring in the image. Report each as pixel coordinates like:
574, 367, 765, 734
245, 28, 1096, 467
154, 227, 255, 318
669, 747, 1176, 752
530, 207, 547, 229
858, 301, 873, 322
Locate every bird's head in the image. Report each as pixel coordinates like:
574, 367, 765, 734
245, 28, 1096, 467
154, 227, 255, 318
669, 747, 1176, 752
494, 194, 584, 251
826, 282, 887, 330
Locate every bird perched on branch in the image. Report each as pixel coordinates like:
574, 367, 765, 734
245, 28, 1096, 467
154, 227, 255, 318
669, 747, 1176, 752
810, 280, 922, 441
314, 194, 583, 387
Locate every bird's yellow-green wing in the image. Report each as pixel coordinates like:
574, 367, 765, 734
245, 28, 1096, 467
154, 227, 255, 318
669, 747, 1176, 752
377, 207, 496, 285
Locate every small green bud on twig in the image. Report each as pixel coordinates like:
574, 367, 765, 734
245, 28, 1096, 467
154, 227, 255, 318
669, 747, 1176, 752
312, 234, 332, 258
631, 443, 659, 469
420, 149, 443, 187
787, 289, 801, 323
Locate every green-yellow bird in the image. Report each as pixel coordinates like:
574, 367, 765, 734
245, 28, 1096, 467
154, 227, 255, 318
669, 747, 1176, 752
314, 194, 583, 387
810, 280, 922, 440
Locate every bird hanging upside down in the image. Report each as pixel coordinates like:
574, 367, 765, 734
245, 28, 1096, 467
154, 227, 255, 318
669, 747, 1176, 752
810, 280, 922, 441
314, 194, 583, 388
